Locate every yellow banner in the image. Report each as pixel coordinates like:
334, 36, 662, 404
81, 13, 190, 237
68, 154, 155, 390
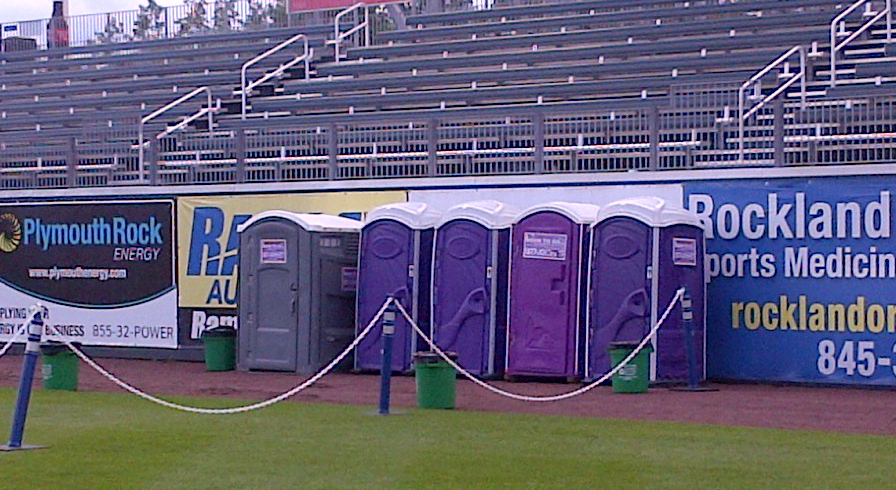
177, 191, 406, 308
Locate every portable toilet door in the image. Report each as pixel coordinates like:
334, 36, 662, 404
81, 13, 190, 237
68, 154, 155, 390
237, 214, 300, 371
355, 202, 440, 372
506, 202, 600, 379
237, 211, 362, 373
586, 196, 705, 382
431, 200, 518, 378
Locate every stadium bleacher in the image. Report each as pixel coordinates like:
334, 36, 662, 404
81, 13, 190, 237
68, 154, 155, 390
1, 0, 895, 189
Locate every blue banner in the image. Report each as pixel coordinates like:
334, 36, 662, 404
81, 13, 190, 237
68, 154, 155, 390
685, 176, 896, 386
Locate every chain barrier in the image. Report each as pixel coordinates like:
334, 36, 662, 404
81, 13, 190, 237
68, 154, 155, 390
49, 300, 392, 415
394, 288, 685, 402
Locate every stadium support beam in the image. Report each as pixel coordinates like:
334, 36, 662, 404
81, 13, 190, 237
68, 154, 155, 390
427, 118, 438, 177
66, 136, 77, 187
773, 97, 784, 166
147, 140, 159, 186
533, 111, 544, 174
235, 129, 247, 183
328, 123, 338, 180
648, 105, 659, 171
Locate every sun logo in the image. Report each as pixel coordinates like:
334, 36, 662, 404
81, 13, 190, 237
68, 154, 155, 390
0, 213, 22, 253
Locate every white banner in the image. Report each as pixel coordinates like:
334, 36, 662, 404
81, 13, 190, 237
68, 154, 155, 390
0, 284, 178, 349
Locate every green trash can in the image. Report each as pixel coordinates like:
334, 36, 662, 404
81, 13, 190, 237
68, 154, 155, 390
202, 327, 236, 371
414, 351, 457, 409
41, 342, 78, 391
608, 341, 653, 394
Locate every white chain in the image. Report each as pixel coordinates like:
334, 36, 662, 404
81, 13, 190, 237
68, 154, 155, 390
395, 288, 684, 402
52, 300, 391, 415
0, 322, 27, 358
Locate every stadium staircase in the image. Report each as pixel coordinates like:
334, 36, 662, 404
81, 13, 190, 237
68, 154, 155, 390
1, 0, 895, 188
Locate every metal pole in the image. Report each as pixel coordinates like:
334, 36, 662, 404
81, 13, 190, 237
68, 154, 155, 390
680, 290, 700, 390
2, 307, 47, 451
378, 298, 396, 415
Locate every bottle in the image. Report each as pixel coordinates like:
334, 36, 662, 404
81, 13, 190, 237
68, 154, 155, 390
47, 1, 69, 49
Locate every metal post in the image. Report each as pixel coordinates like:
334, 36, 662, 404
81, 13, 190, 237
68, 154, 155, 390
378, 298, 396, 415
66, 136, 77, 187
773, 97, 785, 166
533, 111, 544, 174
670, 290, 716, 393
2, 307, 47, 451
328, 123, 339, 180
235, 128, 247, 183
648, 105, 659, 170
147, 139, 159, 186
427, 118, 438, 177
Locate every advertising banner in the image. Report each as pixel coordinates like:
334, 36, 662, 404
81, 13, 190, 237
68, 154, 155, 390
0, 201, 177, 348
177, 191, 406, 312
684, 177, 896, 386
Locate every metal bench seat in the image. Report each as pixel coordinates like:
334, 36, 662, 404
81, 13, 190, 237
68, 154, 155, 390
320, 29, 828, 77
0, 24, 336, 63
379, 0, 839, 43
0, 72, 239, 99
286, 47, 787, 95
351, 10, 836, 60
407, 0, 693, 26
0, 51, 300, 86
0, 35, 330, 76
0, 87, 233, 112
251, 70, 762, 114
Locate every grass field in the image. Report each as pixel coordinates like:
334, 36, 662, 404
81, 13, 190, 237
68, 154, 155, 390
0, 388, 893, 489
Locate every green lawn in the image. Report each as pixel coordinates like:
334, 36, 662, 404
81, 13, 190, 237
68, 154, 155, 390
0, 388, 892, 489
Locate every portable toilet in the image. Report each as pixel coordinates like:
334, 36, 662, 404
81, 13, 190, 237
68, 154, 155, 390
506, 202, 601, 379
236, 211, 362, 373
355, 202, 441, 372
586, 196, 705, 382
431, 200, 519, 378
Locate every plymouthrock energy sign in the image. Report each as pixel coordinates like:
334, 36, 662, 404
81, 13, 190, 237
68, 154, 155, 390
0, 201, 177, 348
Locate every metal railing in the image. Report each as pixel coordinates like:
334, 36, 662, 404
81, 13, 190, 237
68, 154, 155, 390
241, 33, 312, 119
138, 87, 215, 181
0, 0, 311, 51
830, 0, 893, 86
7, 92, 896, 189
738, 45, 807, 164
333, 3, 370, 62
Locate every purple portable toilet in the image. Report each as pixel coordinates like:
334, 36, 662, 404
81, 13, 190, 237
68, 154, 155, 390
355, 202, 441, 372
506, 202, 600, 379
431, 200, 519, 378
586, 196, 705, 382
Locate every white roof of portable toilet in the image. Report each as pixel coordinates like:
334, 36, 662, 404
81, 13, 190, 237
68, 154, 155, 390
437, 200, 520, 229
237, 211, 363, 234
365, 201, 441, 229
515, 201, 601, 225
595, 196, 702, 228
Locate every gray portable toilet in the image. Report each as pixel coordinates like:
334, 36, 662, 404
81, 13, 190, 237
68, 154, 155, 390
586, 196, 706, 382
237, 211, 362, 374
506, 202, 600, 379
431, 200, 519, 378
355, 202, 441, 372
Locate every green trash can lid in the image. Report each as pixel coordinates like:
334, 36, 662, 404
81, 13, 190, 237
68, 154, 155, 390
413, 351, 457, 364
41, 341, 78, 355
202, 326, 236, 338
608, 341, 653, 352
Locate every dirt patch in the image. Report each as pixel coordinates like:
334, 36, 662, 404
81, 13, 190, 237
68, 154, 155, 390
1, 354, 894, 436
